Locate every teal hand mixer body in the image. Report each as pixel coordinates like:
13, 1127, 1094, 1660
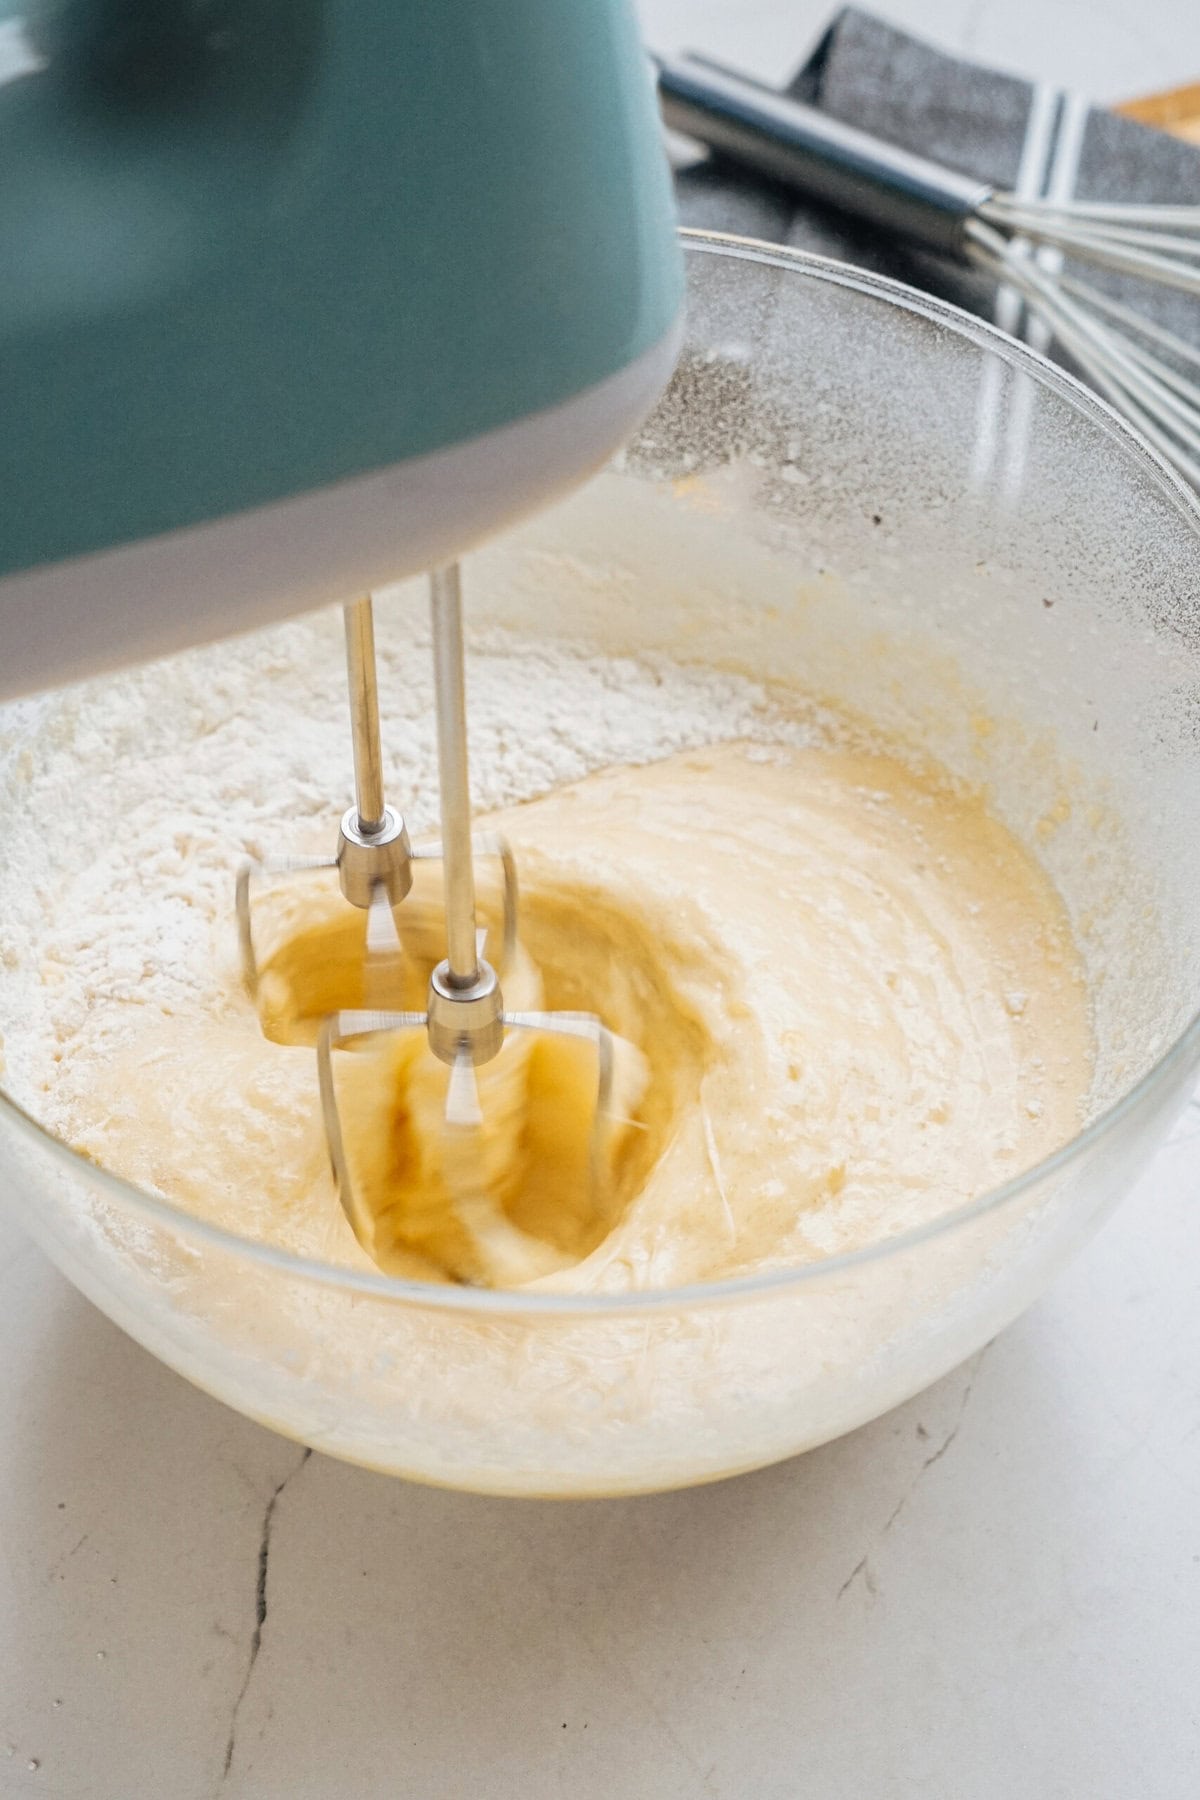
0, 0, 684, 1278
0, 0, 681, 688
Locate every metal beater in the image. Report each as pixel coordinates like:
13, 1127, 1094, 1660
282, 568, 616, 1268
235, 592, 517, 1003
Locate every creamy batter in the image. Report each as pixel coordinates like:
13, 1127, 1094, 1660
57, 737, 1090, 1292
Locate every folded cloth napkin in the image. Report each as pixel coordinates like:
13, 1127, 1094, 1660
672, 6, 1200, 377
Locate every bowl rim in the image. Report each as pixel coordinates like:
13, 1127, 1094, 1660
4, 227, 1199, 1318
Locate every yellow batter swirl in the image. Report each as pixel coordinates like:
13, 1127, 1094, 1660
67, 738, 1090, 1292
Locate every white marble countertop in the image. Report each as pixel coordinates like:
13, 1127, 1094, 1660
3, 4, 1200, 1796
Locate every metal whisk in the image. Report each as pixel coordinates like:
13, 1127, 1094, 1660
656, 53, 1200, 488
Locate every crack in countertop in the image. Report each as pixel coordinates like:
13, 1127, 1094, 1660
218, 1445, 312, 1789
837, 1341, 992, 1602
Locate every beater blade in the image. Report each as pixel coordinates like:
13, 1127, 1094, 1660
316, 563, 624, 1286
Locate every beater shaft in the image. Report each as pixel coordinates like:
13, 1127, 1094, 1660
343, 597, 387, 835
429, 565, 480, 988
334, 596, 414, 913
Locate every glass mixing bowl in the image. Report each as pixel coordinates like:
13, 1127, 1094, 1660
2, 233, 1198, 1497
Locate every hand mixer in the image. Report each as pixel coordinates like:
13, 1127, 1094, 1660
0, 0, 681, 701
0, 0, 683, 1276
